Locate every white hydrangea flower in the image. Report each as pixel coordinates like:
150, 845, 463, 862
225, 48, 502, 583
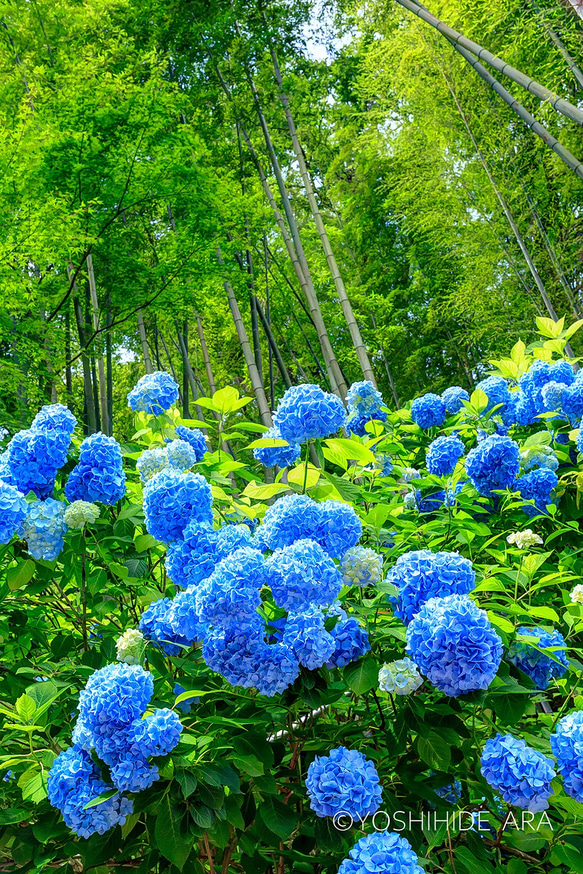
401, 467, 421, 483
64, 501, 100, 529
341, 546, 383, 587
378, 658, 423, 695
506, 529, 543, 550
115, 629, 145, 665
570, 584, 583, 605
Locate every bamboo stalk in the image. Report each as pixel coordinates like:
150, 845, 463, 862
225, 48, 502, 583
195, 312, 217, 395
87, 254, 109, 434
255, 298, 293, 389
137, 309, 153, 374
528, 0, 583, 89
68, 263, 96, 435
395, 0, 583, 125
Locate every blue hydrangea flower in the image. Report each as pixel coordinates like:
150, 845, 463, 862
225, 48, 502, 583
127, 709, 183, 757
175, 425, 207, 462
346, 381, 385, 416
476, 376, 511, 415
551, 711, 583, 802
22, 499, 68, 560
139, 597, 191, 656
136, 447, 169, 483
65, 433, 126, 505
508, 626, 568, 690
195, 547, 266, 630
173, 683, 196, 714
341, 546, 383, 587
411, 393, 445, 429
0, 481, 27, 544
426, 435, 465, 476
338, 831, 423, 874
166, 521, 252, 588
401, 467, 421, 482
166, 439, 197, 471
515, 468, 558, 517
465, 434, 520, 496
267, 539, 343, 612
409, 484, 464, 513
442, 386, 469, 414
481, 734, 555, 812
6, 426, 71, 499
127, 371, 179, 415
326, 613, 370, 668
31, 403, 77, 437
47, 746, 132, 838
306, 747, 382, 819
563, 379, 583, 423
253, 494, 323, 552
388, 549, 476, 625
167, 589, 207, 644
317, 500, 362, 559
346, 412, 372, 437
273, 384, 346, 443
253, 426, 302, 469
435, 780, 462, 804
541, 381, 569, 413
282, 606, 336, 669
378, 658, 423, 695
407, 594, 502, 696
375, 453, 393, 476
143, 469, 212, 543
110, 753, 158, 792
253, 642, 301, 696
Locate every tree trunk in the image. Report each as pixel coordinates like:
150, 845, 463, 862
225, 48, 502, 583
395, 0, 583, 125
158, 329, 181, 393
87, 254, 109, 434
255, 298, 293, 389
177, 328, 207, 427
65, 307, 73, 402
264, 236, 275, 408
137, 309, 153, 374
106, 293, 113, 435
68, 263, 96, 434
182, 318, 190, 418
195, 312, 217, 395
218, 248, 273, 427
267, 34, 376, 384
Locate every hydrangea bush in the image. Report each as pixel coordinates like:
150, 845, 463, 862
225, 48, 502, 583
1, 318, 583, 873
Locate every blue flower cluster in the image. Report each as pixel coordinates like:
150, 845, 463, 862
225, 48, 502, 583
407, 594, 502, 696
480, 734, 555, 811
520, 444, 559, 473
175, 425, 207, 462
338, 832, 424, 874
426, 435, 465, 477
49, 663, 183, 836
442, 386, 469, 414
411, 393, 445, 429
306, 747, 382, 819
195, 547, 265, 629
346, 380, 387, 435
127, 371, 179, 415
551, 711, 583, 802
139, 597, 194, 656
341, 546, 383, 587
273, 384, 346, 443
476, 376, 511, 415
508, 626, 568, 689
267, 539, 343, 611
65, 433, 126, 505
388, 549, 476, 624
378, 658, 423, 695
47, 746, 133, 838
282, 606, 336, 670
325, 607, 370, 668
515, 360, 576, 425
143, 469, 212, 543
515, 468, 558, 517
254, 493, 361, 558
137, 439, 197, 483
0, 481, 27, 544
23, 499, 68, 560
253, 426, 301, 469
465, 434, 520, 496
4, 403, 77, 498
166, 521, 252, 588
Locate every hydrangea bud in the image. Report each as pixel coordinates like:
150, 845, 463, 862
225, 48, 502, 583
341, 546, 383, 587
116, 629, 145, 666
64, 501, 100, 529
378, 658, 423, 695
506, 529, 543, 549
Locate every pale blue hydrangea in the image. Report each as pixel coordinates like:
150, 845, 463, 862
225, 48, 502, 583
273, 384, 346, 444
306, 747, 382, 819
442, 386, 469, 414
411, 393, 445, 429
407, 594, 502, 696
388, 549, 475, 625
346, 381, 385, 416
253, 425, 302, 469
375, 453, 393, 476
481, 734, 555, 812
551, 711, 583, 802
115, 629, 145, 665
136, 447, 169, 483
282, 606, 336, 669
341, 546, 383, 587
378, 658, 423, 695
520, 445, 559, 473
23, 499, 68, 560
31, 403, 77, 438
515, 468, 558, 517
0, 481, 28, 544
166, 439, 197, 470
143, 469, 212, 543
508, 626, 568, 690
267, 539, 343, 612
64, 501, 100, 529
541, 381, 569, 413
338, 832, 423, 874
65, 433, 126, 505
401, 467, 421, 482
166, 521, 252, 588
426, 435, 465, 477
127, 371, 179, 415
175, 425, 207, 462
465, 434, 520, 496
195, 548, 266, 630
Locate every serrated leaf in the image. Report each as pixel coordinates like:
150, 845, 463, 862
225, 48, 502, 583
7, 560, 35, 591
343, 654, 378, 695
155, 794, 190, 870
324, 438, 376, 466
417, 733, 451, 771
242, 481, 289, 500
259, 797, 297, 839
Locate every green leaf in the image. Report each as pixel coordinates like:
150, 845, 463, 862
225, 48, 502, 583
18, 769, 47, 803
7, 560, 35, 591
242, 481, 289, 500
343, 654, 378, 695
155, 794, 190, 871
324, 438, 376, 466
416, 733, 451, 770
134, 534, 159, 552
536, 316, 564, 339
246, 437, 289, 449
0, 808, 28, 825
231, 754, 264, 777
83, 788, 119, 809
15, 694, 36, 723
259, 797, 298, 839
